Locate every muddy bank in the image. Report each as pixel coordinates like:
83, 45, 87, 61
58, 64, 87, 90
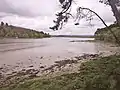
0, 54, 100, 88
0, 50, 120, 88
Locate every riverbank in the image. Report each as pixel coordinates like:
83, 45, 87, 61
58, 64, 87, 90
0, 53, 103, 89
1, 53, 120, 90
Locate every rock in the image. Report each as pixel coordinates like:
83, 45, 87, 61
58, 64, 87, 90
89, 54, 99, 58
68, 64, 72, 67
40, 66, 45, 68
29, 58, 32, 60
29, 65, 34, 68
40, 57, 43, 59
0, 73, 3, 78
0, 67, 3, 70
74, 56, 82, 60
21, 69, 26, 71
15, 65, 19, 67
25, 69, 39, 75
80, 54, 99, 59
29, 74, 37, 78
12, 71, 17, 74
50, 69, 54, 73
55, 59, 78, 65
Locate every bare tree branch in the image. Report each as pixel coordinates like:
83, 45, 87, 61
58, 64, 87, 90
77, 7, 120, 45
50, 0, 120, 45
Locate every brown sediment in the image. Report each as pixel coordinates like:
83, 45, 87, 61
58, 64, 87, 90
0, 53, 100, 88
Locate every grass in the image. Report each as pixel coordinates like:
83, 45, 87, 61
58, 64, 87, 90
1, 55, 120, 90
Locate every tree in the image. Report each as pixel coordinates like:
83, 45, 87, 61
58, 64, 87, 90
1, 22, 4, 26
100, 0, 120, 26
50, 0, 120, 30
5, 23, 9, 26
49, 0, 120, 45
49, 0, 73, 30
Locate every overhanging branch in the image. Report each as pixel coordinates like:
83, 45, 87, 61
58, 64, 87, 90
78, 7, 120, 45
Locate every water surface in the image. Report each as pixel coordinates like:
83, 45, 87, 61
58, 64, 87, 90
0, 37, 118, 71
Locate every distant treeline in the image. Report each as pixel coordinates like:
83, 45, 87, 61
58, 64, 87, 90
0, 22, 50, 38
52, 35, 94, 38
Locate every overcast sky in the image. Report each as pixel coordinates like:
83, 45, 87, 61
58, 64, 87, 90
0, 0, 116, 35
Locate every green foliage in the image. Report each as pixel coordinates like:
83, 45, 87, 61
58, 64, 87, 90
95, 23, 120, 43
0, 22, 50, 38
1, 55, 120, 90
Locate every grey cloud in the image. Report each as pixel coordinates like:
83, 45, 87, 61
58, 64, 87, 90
0, 1, 16, 14
0, 0, 116, 35
0, 0, 58, 17
0, 0, 32, 17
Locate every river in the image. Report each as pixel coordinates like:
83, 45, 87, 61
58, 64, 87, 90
0, 37, 119, 74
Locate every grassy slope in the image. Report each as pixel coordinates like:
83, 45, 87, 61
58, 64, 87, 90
95, 24, 120, 43
0, 25, 50, 38
1, 55, 120, 90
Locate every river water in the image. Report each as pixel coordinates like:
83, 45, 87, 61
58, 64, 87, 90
0, 37, 119, 72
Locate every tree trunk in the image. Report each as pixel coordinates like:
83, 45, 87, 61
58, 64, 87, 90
108, 0, 120, 26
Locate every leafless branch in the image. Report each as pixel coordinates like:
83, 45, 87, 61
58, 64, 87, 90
49, 0, 120, 45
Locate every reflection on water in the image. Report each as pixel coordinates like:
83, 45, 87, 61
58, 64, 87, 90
0, 37, 118, 68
